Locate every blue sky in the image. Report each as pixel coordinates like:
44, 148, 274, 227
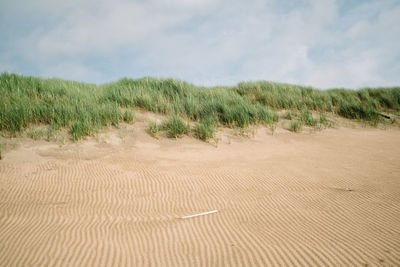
1, 0, 399, 89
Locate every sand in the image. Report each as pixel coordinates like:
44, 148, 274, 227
1, 124, 400, 266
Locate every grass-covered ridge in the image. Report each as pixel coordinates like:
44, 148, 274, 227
1, 73, 399, 141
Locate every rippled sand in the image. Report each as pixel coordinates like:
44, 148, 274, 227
1, 125, 399, 266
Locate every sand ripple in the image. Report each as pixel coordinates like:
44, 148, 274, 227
1, 128, 400, 266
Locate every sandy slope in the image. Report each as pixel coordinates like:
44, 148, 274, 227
1, 125, 400, 266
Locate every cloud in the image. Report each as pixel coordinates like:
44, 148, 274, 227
36, 1, 176, 55
0, 0, 399, 88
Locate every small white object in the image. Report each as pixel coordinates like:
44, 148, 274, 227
180, 210, 218, 219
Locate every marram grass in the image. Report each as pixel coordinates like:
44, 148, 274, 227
160, 114, 190, 138
1, 73, 399, 140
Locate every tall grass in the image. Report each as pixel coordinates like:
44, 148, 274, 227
1, 73, 399, 141
148, 122, 160, 138
235, 81, 400, 113
300, 109, 317, 126
289, 121, 301, 133
195, 117, 217, 141
161, 115, 190, 138
123, 109, 134, 123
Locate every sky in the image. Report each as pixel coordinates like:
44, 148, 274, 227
0, 0, 399, 89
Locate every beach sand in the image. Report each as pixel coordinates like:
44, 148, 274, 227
1, 124, 399, 266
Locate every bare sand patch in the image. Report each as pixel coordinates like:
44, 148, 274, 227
1, 125, 399, 266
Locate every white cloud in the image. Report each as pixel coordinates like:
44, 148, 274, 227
36, 1, 180, 55
1, 0, 399, 88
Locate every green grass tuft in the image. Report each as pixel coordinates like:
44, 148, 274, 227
123, 109, 134, 123
161, 115, 190, 138
148, 122, 160, 138
70, 119, 92, 141
300, 108, 317, 126
282, 111, 294, 120
27, 126, 45, 140
46, 124, 59, 141
289, 121, 301, 132
195, 117, 216, 141
319, 113, 333, 127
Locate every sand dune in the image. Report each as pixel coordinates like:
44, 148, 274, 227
1, 126, 400, 266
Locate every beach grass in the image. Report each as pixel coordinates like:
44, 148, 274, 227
1, 72, 399, 141
300, 108, 318, 126
289, 121, 302, 132
195, 117, 217, 141
148, 122, 160, 139
160, 114, 190, 138
123, 109, 134, 123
